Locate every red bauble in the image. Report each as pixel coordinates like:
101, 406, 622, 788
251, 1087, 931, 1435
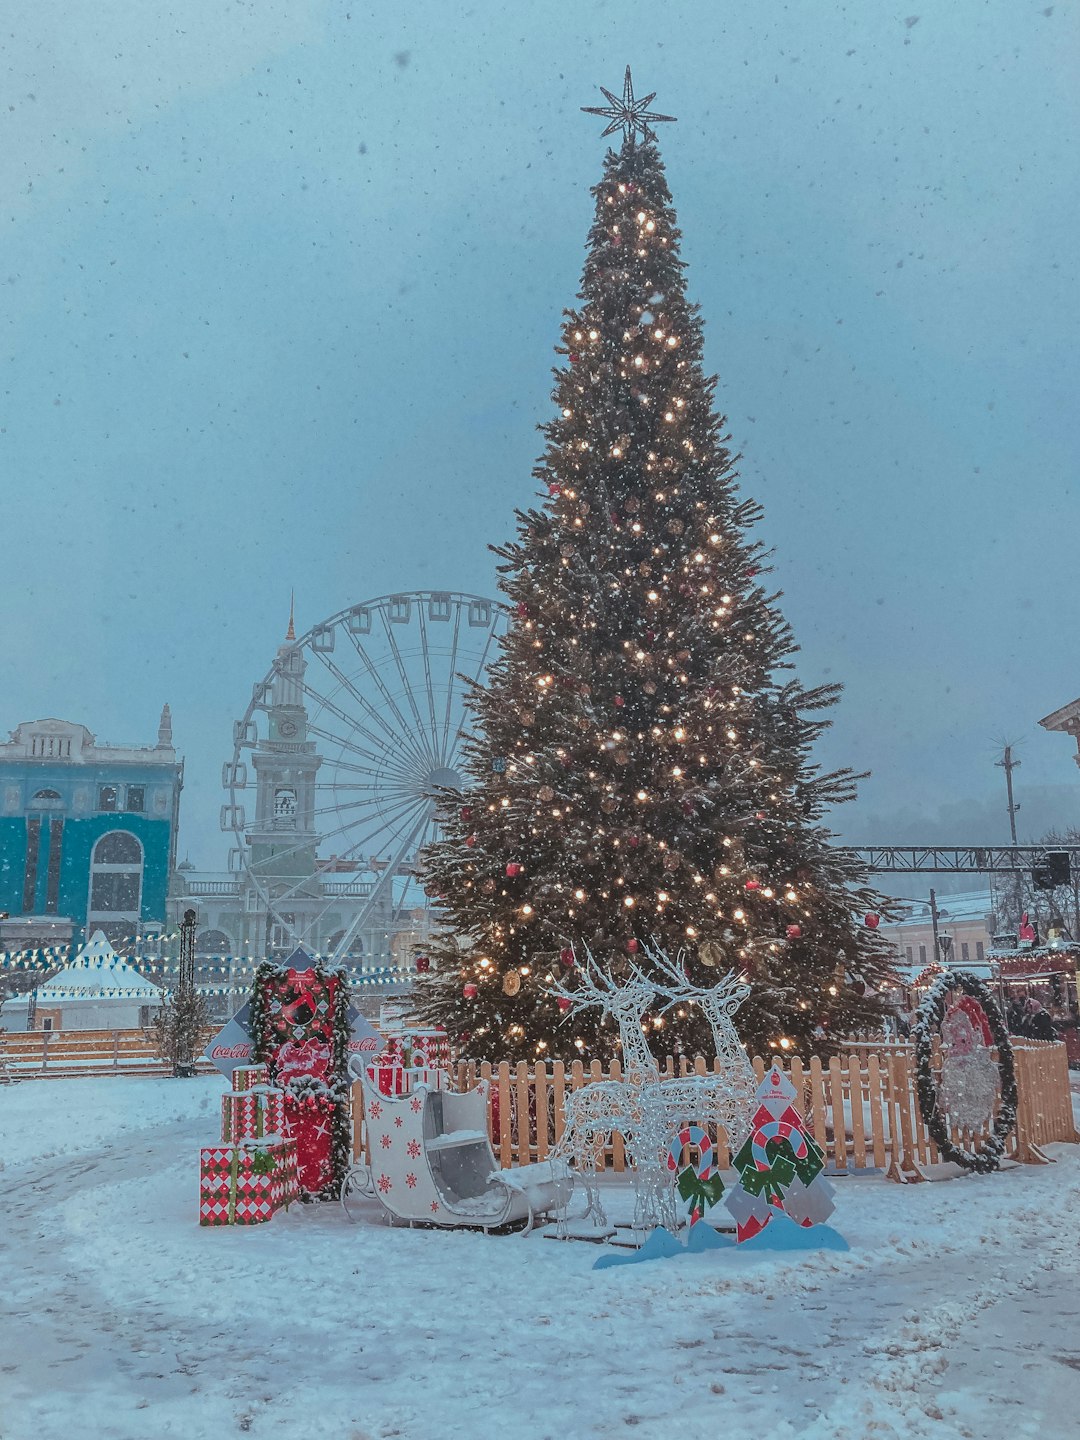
756, 812, 767, 821
548, 484, 562, 498
505, 862, 522, 878
864, 913, 880, 930
559, 947, 575, 966
626, 938, 639, 955
681, 801, 695, 816
460, 1031, 472, 1044
460, 806, 473, 821
628, 835, 640, 848
614, 695, 625, 708
463, 982, 478, 1000
569, 353, 580, 364
465, 834, 476, 848
786, 925, 802, 940
745, 879, 762, 892
415, 956, 431, 973
516, 602, 529, 617
557, 997, 572, 1013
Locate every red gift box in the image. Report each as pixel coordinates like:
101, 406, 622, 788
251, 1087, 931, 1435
365, 1063, 447, 1098
199, 1139, 298, 1226
405, 1029, 450, 1070
231, 1065, 270, 1093
366, 1063, 408, 1097
221, 1086, 287, 1143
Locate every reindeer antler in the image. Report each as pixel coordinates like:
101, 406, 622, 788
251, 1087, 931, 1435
632, 937, 750, 1014
548, 943, 655, 1017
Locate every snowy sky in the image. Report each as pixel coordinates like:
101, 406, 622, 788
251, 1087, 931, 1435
3, 0, 1078, 870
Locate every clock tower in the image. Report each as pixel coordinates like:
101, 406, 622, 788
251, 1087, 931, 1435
245, 601, 323, 933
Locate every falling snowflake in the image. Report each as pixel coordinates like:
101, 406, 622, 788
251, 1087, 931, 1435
406, 1173, 417, 1188
378, 1174, 392, 1194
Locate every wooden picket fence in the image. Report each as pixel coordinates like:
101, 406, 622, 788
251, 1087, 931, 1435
0, 1027, 217, 1078
352, 1041, 1078, 1181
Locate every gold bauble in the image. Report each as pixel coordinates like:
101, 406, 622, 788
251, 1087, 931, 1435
502, 969, 522, 996
538, 785, 555, 803
698, 940, 723, 969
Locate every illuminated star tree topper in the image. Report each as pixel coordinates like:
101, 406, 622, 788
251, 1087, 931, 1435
581, 66, 676, 145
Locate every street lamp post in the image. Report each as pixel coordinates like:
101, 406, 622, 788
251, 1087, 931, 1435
174, 908, 197, 1078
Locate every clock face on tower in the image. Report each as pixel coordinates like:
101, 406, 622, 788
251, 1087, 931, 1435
277, 717, 299, 739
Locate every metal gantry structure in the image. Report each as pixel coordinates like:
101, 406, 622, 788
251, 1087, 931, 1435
852, 846, 1080, 875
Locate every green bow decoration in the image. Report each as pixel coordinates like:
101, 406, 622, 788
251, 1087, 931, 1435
740, 1153, 796, 1202
250, 1147, 277, 1177
676, 1166, 725, 1214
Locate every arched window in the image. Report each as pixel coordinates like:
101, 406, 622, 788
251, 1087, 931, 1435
273, 787, 297, 826
196, 929, 232, 956
31, 788, 63, 808
196, 929, 233, 979
88, 830, 144, 928
94, 831, 142, 865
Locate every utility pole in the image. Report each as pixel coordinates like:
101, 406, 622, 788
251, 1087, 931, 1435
995, 744, 1023, 929
930, 887, 940, 968
996, 744, 1021, 845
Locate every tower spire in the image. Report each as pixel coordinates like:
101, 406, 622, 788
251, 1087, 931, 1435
157, 702, 173, 748
286, 590, 296, 642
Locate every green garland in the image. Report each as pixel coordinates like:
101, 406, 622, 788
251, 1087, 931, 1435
913, 969, 1018, 1174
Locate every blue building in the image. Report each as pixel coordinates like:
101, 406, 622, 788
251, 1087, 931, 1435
0, 709, 183, 951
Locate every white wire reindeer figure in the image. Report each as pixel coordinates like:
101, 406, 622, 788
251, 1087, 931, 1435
548, 948, 660, 1230
629, 942, 757, 1228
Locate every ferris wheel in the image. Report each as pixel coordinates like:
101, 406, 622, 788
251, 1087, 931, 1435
222, 591, 506, 961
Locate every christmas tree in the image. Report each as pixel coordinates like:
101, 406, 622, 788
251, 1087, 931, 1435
415, 71, 894, 1061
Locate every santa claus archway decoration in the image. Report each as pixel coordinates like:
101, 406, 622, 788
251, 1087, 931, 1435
913, 970, 1017, 1174
250, 949, 352, 1199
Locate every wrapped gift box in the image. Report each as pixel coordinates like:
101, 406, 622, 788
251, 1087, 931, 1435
199, 1139, 298, 1226
404, 1029, 451, 1070
221, 1085, 287, 1143
365, 1063, 448, 1098
366, 1063, 408, 1097
231, 1064, 270, 1093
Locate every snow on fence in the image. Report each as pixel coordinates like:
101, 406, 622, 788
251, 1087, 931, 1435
1, 1027, 218, 1078
353, 1042, 1078, 1182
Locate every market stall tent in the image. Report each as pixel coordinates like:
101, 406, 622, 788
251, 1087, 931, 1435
3, 930, 162, 1032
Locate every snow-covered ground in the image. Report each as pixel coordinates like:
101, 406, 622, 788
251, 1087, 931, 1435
2, 1075, 1080, 1440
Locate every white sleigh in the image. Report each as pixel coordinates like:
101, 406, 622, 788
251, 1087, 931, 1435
359, 1074, 572, 1234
